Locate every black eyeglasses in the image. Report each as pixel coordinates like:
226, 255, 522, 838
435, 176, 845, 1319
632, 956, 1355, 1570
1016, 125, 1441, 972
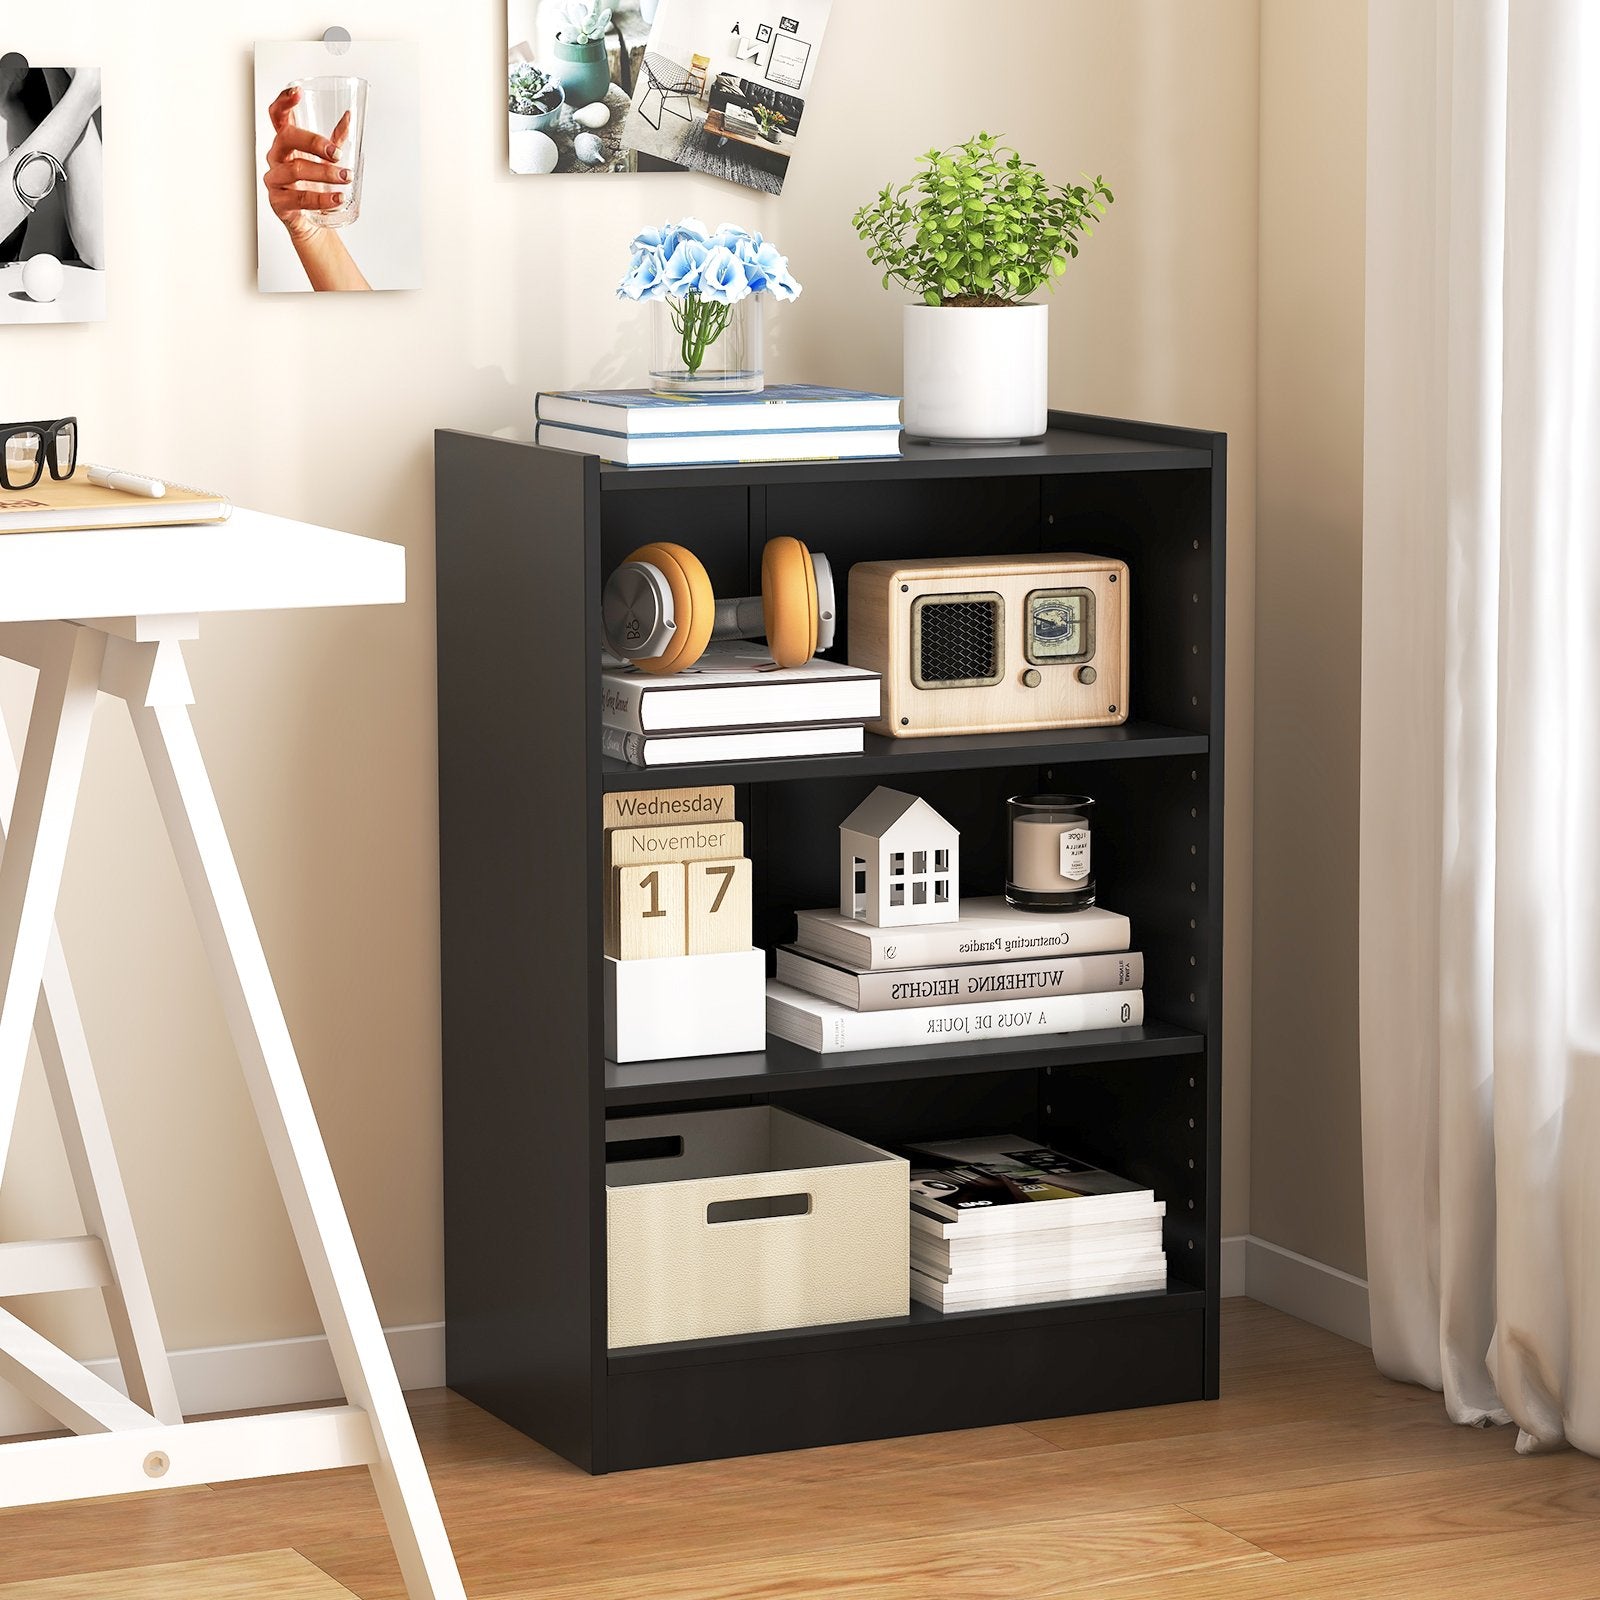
1, 417, 78, 492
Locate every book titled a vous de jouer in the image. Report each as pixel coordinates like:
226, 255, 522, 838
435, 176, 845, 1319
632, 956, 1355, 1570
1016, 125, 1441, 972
764, 983, 1143, 1054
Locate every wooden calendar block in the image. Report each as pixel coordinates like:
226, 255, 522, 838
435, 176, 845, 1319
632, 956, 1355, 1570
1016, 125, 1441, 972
602, 784, 734, 832
606, 819, 743, 871
686, 857, 752, 955
609, 864, 688, 960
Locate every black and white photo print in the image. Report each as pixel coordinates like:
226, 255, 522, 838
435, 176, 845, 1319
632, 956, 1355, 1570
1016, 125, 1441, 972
0, 57, 105, 324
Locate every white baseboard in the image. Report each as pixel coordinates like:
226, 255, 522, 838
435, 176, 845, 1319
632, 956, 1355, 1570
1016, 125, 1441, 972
0, 1321, 445, 1439
1222, 1233, 1371, 1347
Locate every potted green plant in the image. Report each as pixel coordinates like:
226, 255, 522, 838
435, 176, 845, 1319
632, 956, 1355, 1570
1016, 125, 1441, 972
852, 133, 1113, 443
554, 0, 613, 112
752, 105, 787, 144
509, 62, 565, 132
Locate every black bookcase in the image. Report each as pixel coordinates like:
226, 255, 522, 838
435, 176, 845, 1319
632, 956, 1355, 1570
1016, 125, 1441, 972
435, 413, 1225, 1473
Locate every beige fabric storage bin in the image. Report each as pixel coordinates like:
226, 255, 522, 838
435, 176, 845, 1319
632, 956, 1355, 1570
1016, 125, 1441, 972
606, 1107, 910, 1349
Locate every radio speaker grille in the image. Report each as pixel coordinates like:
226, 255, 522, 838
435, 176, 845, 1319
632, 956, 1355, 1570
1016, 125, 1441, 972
912, 594, 1003, 687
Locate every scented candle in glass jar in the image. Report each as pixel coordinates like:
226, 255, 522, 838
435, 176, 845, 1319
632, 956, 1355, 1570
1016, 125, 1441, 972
1006, 794, 1095, 911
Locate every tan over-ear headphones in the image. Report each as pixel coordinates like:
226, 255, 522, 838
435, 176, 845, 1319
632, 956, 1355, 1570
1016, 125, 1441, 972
601, 536, 836, 674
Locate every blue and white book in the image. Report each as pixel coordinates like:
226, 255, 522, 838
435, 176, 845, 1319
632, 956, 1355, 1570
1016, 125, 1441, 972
535, 384, 903, 436
536, 421, 902, 468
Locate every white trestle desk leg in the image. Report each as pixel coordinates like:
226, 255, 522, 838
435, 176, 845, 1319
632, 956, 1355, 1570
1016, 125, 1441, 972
129, 690, 466, 1600
0, 626, 105, 1181
0, 742, 182, 1424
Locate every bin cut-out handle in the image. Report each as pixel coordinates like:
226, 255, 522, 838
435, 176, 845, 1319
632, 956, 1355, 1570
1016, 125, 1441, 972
706, 1193, 812, 1225
606, 1134, 684, 1164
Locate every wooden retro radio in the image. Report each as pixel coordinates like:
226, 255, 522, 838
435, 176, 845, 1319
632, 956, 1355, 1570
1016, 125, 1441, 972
849, 554, 1129, 737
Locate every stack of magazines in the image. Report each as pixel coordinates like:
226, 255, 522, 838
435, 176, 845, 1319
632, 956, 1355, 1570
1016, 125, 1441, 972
601, 641, 881, 767
766, 898, 1143, 1052
534, 384, 903, 467
907, 1136, 1168, 1312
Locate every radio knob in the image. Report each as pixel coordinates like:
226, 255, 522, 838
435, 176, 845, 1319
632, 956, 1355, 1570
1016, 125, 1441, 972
1021, 668, 1041, 688
1077, 666, 1098, 685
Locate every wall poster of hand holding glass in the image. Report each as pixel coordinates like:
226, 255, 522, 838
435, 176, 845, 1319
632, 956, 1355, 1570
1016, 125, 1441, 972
254, 40, 421, 293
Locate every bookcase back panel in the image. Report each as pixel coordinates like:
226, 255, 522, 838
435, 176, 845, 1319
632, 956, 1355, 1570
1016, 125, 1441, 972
600, 486, 753, 601
775, 1068, 1045, 1152
752, 756, 1209, 1033
1041, 469, 1214, 735
1041, 1055, 1211, 1290
766, 477, 1041, 662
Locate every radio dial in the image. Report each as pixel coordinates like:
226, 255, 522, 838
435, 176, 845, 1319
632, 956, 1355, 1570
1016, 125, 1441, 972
1078, 666, 1098, 685
1021, 668, 1041, 688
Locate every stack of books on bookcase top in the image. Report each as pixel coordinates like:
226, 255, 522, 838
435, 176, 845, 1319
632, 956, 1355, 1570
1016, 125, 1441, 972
602, 641, 881, 767
907, 1136, 1167, 1312
766, 898, 1143, 1052
534, 384, 902, 467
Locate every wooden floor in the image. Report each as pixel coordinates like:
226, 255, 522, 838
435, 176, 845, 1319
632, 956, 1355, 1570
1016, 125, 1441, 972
3, 1301, 1599, 1599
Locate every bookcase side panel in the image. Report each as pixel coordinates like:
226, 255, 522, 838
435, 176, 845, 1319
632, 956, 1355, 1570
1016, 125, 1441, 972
1203, 435, 1227, 1397
437, 432, 606, 1469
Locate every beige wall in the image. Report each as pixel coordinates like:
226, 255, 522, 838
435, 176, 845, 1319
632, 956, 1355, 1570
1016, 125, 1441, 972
1251, 0, 1368, 1275
1, 0, 1259, 1371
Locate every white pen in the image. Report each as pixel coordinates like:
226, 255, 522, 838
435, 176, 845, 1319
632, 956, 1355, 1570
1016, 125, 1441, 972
87, 465, 167, 499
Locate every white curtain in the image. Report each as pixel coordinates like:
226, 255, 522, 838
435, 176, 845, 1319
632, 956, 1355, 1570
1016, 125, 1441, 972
1361, 0, 1600, 1454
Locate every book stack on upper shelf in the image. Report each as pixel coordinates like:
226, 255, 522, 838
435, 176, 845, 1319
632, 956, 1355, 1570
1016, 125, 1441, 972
534, 384, 903, 468
766, 788, 1143, 1053
602, 642, 881, 768
907, 1137, 1168, 1312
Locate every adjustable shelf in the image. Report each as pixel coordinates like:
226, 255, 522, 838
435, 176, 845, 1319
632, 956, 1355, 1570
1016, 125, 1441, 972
436, 411, 1226, 1474
601, 720, 1209, 791
604, 1020, 1205, 1107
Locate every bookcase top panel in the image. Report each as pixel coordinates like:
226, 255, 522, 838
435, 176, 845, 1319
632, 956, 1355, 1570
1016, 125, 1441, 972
590, 427, 1212, 490
451, 413, 1221, 492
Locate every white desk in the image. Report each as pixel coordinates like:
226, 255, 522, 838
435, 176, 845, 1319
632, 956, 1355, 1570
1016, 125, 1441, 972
0, 512, 464, 1599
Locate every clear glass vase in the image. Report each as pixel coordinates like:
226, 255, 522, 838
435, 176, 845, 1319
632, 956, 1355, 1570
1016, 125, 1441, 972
650, 293, 764, 395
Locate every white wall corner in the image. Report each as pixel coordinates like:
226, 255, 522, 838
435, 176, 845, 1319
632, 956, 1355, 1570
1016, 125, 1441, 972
0, 1321, 445, 1440
1221, 1233, 1249, 1297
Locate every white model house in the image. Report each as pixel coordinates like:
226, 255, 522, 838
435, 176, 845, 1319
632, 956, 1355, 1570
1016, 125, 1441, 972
838, 787, 960, 926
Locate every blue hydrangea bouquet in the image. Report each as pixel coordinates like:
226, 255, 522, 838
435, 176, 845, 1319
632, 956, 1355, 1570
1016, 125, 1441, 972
619, 218, 801, 392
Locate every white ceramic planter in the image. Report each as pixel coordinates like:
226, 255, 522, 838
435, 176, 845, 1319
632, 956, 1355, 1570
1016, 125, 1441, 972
901, 303, 1049, 444
510, 87, 564, 133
